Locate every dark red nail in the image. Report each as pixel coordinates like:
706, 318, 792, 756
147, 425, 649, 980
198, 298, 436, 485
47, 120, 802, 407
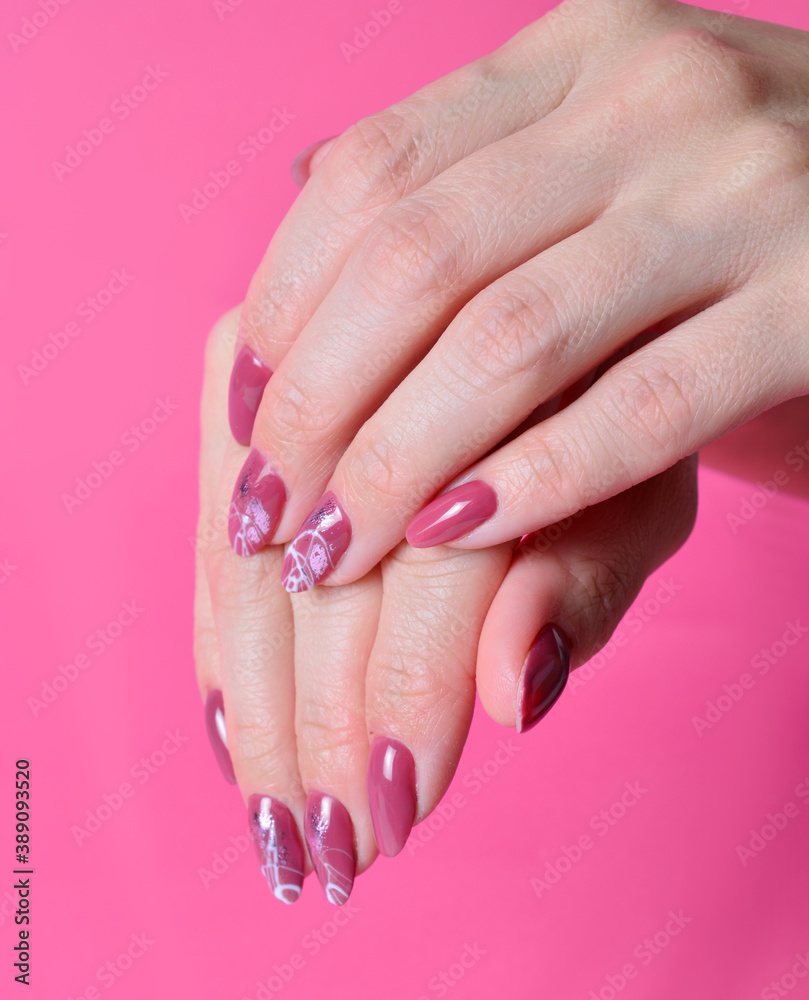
290, 136, 338, 187
518, 624, 570, 734
228, 449, 286, 557
247, 794, 305, 905
281, 492, 351, 592
367, 737, 417, 857
228, 345, 272, 446
204, 690, 236, 784
405, 480, 497, 548
304, 791, 355, 906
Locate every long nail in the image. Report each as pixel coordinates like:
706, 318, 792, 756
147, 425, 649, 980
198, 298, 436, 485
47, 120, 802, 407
405, 480, 497, 548
367, 737, 417, 857
281, 492, 351, 592
204, 690, 236, 784
304, 791, 355, 906
228, 345, 272, 446
517, 624, 570, 734
247, 794, 305, 905
229, 449, 286, 557
290, 136, 338, 187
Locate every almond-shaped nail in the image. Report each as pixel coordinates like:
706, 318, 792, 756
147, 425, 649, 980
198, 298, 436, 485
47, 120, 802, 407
204, 690, 236, 785
517, 624, 570, 734
281, 492, 351, 592
228, 345, 272, 446
367, 737, 417, 857
290, 136, 338, 187
229, 449, 286, 557
304, 791, 355, 906
248, 794, 305, 905
406, 480, 497, 548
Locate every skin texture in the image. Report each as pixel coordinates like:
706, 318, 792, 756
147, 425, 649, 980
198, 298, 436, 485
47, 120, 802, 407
230, 0, 809, 585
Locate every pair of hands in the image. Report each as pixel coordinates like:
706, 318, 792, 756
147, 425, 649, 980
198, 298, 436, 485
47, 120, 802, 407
194, 0, 809, 905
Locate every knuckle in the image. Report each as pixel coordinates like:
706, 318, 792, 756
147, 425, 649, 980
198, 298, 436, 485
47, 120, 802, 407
295, 714, 356, 773
745, 119, 809, 185
369, 650, 467, 725
608, 356, 697, 455
499, 433, 574, 519
342, 433, 406, 505
263, 372, 343, 456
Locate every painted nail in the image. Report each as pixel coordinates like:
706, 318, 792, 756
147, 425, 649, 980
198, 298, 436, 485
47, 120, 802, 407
229, 449, 286, 557
367, 737, 417, 857
406, 480, 498, 548
290, 136, 338, 187
247, 794, 305, 905
204, 690, 236, 785
304, 791, 355, 906
281, 492, 351, 592
228, 345, 272, 446
517, 624, 570, 734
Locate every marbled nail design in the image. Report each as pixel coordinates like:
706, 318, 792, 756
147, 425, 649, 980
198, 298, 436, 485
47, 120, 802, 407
406, 480, 498, 548
228, 449, 286, 557
367, 737, 417, 857
228, 345, 272, 446
517, 624, 570, 734
281, 492, 351, 592
247, 794, 305, 905
304, 791, 355, 906
204, 690, 236, 785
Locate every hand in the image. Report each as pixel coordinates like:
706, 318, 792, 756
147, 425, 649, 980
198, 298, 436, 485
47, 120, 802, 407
227, 0, 809, 590
195, 307, 698, 904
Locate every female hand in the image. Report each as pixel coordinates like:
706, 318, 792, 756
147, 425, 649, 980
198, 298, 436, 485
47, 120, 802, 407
227, 0, 809, 590
195, 306, 698, 904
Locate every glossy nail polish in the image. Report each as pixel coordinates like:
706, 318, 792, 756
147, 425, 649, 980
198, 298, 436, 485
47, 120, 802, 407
406, 480, 497, 548
304, 791, 355, 906
517, 624, 570, 734
204, 690, 236, 784
229, 449, 286, 557
247, 794, 305, 905
228, 345, 272, 446
367, 737, 417, 857
290, 136, 338, 187
281, 492, 351, 592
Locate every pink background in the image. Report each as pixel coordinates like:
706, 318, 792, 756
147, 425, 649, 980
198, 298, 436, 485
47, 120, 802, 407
2, 0, 808, 997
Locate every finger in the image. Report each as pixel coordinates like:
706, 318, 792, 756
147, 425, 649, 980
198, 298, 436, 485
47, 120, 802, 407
364, 541, 512, 857
410, 278, 809, 550
291, 570, 382, 905
477, 455, 698, 731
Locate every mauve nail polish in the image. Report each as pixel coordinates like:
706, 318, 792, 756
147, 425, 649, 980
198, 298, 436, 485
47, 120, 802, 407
304, 791, 355, 906
228, 345, 272, 446
406, 480, 498, 548
248, 794, 305, 905
281, 492, 351, 592
204, 690, 236, 785
228, 449, 286, 557
367, 737, 417, 857
517, 624, 570, 734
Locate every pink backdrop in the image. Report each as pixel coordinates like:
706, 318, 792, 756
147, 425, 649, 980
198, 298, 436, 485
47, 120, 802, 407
2, 0, 808, 997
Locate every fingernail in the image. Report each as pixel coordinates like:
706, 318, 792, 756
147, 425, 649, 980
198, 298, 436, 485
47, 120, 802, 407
406, 480, 498, 548
304, 791, 355, 906
281, 492, 351, 592
228, 345, 272, 446
204, 690, 236, 784
517, 624, 570, 734
367, 737, 417, 857
229, 449, 286, 557
248, 794, 305, 905
290, 136, 338, 187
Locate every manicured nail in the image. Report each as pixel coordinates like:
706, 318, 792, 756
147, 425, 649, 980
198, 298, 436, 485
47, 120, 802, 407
228, 345, 272, 446
304, 791, 355, 906
517, 624, 570, 734
247, 794, 305, 905
281, 492, 351, 592
204, 690, 236, 784
229, 449, 286, 557
290, 136, 338, 187
406, 480, 498, 548
367, 737, 417, 857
